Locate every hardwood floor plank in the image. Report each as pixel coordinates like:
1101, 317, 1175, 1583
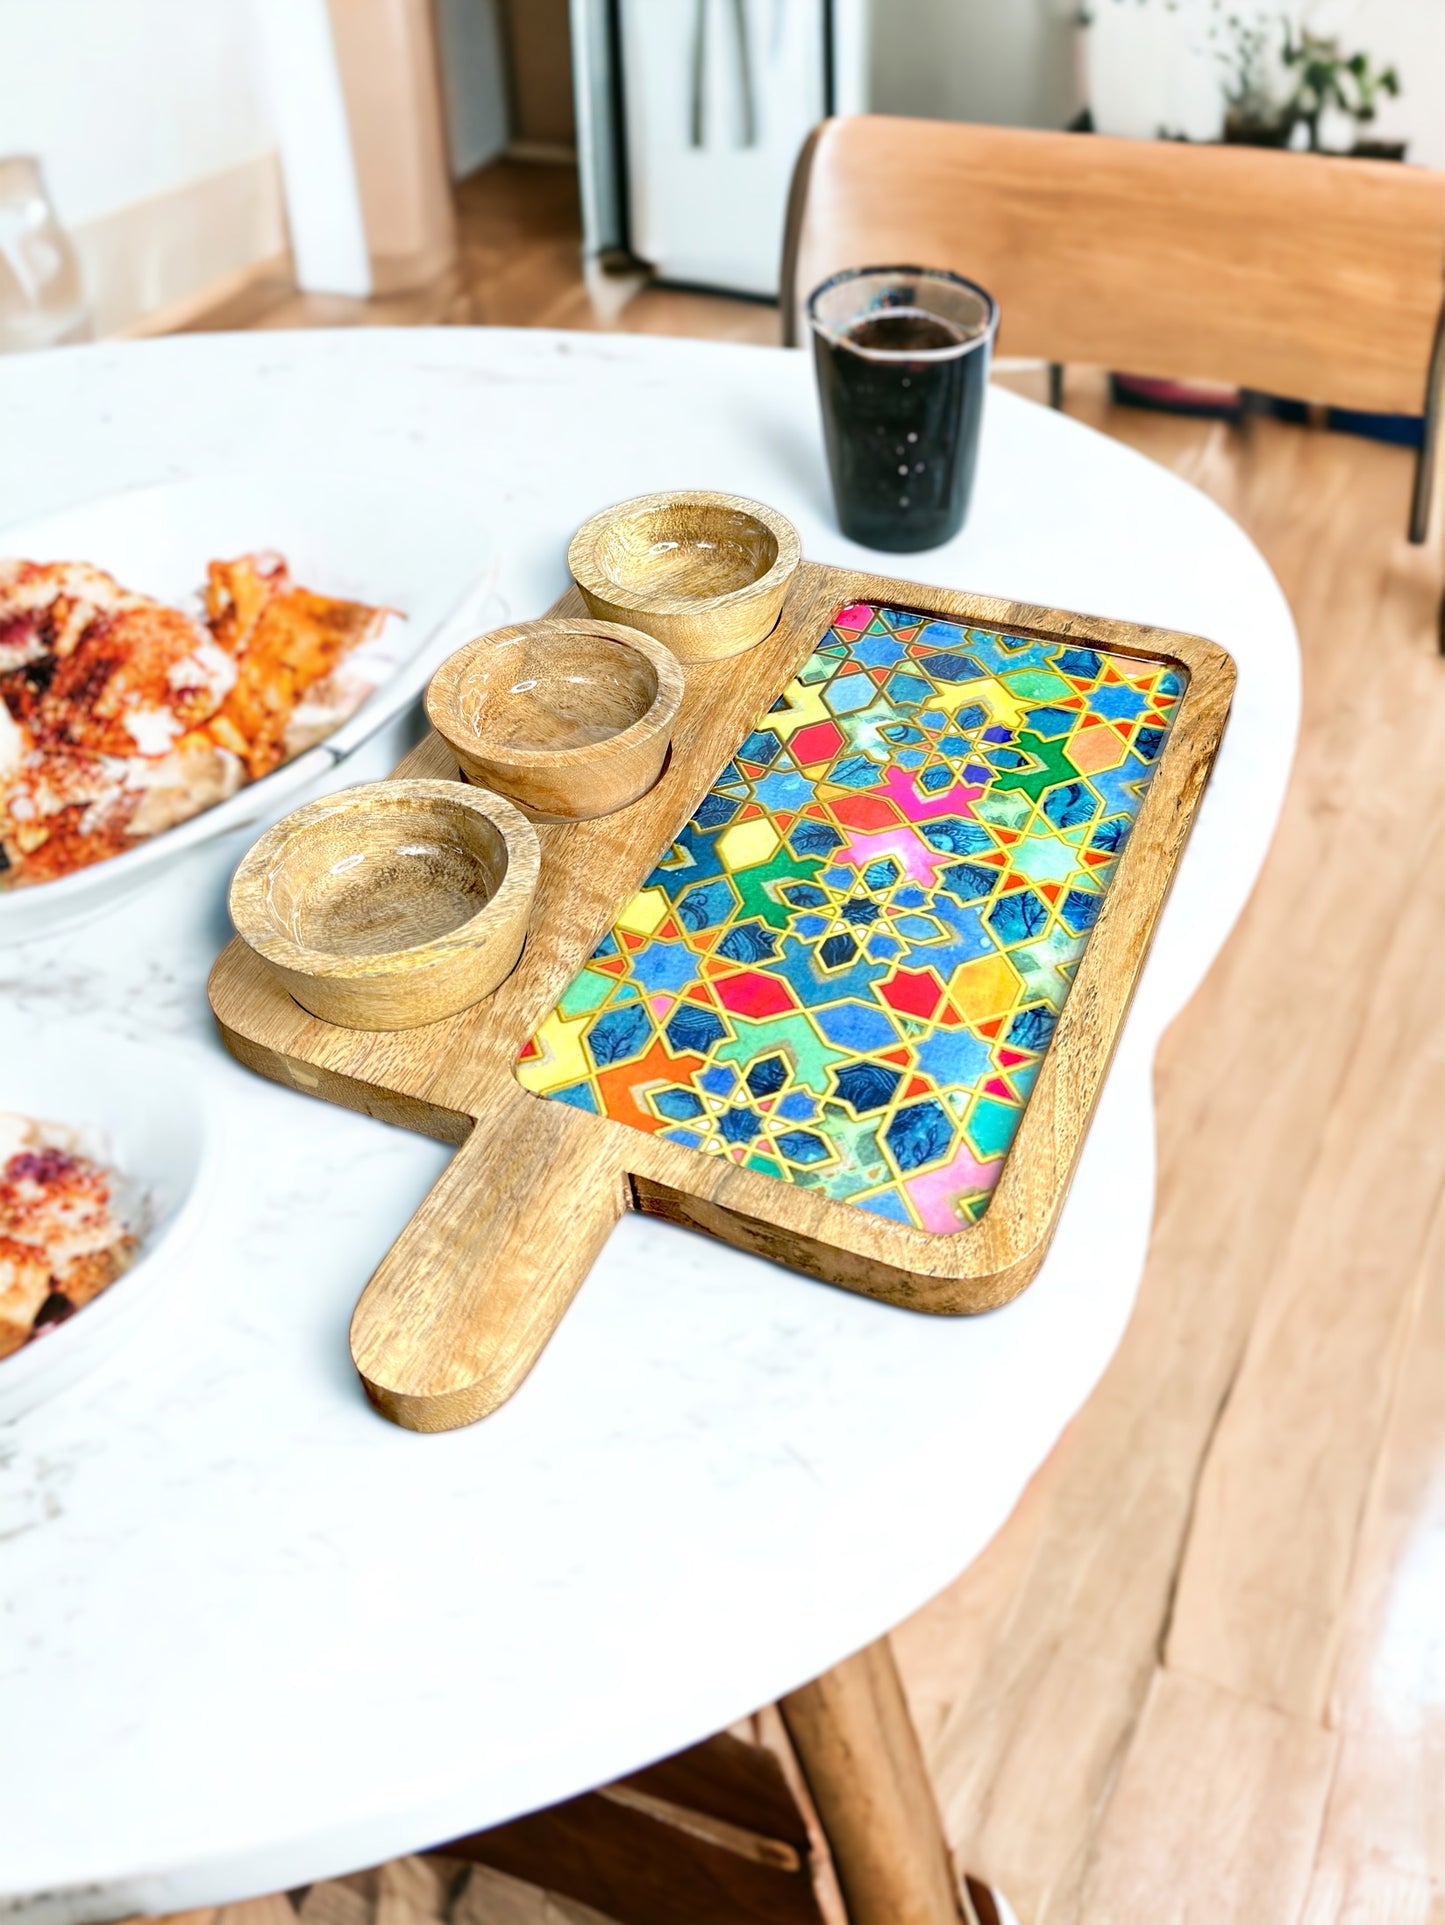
451, 1860, 616, 1925
184, 162, 778, 347
1165, 822, 1445, 1718
1076, 1670, 1335, 1925
443, 1792, 828, 1925
295, 1879, 372, 1925
896, 411, 1445, 1923
1299, 1200, 1445, 1919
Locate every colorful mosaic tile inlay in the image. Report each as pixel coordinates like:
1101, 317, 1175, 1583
519, 603, 1184, 1231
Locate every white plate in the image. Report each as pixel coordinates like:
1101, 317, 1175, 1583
0, 1020, 215, 1423
0, 472, 501, 943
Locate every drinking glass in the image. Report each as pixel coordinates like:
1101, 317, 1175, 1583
0, 156, 91, 354
807, 265, 998, 552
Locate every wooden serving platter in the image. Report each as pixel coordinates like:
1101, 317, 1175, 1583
209, 562, 1234, 1431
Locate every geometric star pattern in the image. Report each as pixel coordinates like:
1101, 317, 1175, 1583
518, 602, 1184, 1231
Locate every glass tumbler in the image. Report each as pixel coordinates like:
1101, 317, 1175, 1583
808, 265, 998, 552
0, 156, 92, 354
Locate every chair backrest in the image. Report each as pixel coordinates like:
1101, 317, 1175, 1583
782, 116, 1445, 420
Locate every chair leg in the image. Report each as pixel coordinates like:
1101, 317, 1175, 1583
1048, 362, 1064, 410
1410, 294, 1444, 546
779, 1636, 964, 1925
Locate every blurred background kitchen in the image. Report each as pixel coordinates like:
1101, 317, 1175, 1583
2, 0, 1439, 354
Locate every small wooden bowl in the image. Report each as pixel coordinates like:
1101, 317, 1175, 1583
425, 617, 684, 822
567, 490, 801, 662
228, 779, 540, 1031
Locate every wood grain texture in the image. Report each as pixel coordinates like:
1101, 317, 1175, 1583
212, 563, 1233, 1428
615, 1730, 813, 1850
890, 381, 1445, 1925
227, 779, 539, 1031
1163, 803, 1445, 1719
1302, 1201, 1445, 1921
782, 118, 1445, 418
350, 1088, 630, 1429
438, 1731, 832, 1925
780, 1637, 963, 1925
442, 1793, 824, 1925
1076, 1670, 1336, 1925
425, 617, 683, 822
568, 492, 802, 662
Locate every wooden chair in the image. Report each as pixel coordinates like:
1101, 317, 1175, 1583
781, 116, 1445, 611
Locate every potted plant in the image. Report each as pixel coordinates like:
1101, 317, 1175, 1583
1216, 10, 1296, 146
1280, 28, 1405, 158
1085, 4, 1408, 161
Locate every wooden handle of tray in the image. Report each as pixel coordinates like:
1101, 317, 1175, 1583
349, 1091, 630, 1432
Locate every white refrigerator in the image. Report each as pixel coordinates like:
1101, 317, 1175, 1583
572, 0, 867, 298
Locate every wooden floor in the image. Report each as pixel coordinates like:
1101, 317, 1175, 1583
180, 161, 1445, 1924
188, 162, 779, 345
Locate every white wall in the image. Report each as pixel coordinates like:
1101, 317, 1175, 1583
0, 0, 287, 334
1086, 0, 1228, 143
0, 0, 276, 229
1341, 0, 1445, 167
870, 0, 1443, 169
434, 0, 510, 178
1084, 0, 1445, 159
250, 0, 369, 298
869, 0, 1081, 131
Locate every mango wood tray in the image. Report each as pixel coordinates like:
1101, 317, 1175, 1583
209, 563, 1234, 1431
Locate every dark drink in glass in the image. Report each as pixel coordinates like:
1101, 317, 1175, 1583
807, 266, 998, 552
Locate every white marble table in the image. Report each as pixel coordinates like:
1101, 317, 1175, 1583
0, 330, 1298, 1924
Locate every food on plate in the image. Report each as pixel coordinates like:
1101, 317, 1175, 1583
0, 1112, 139, 1359
0, 553, 396, 888
204, 556, 396, 780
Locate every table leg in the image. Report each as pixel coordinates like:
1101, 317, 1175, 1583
778, 1637, 964, 1925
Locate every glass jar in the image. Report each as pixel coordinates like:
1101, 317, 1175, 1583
0, 156, 92, 353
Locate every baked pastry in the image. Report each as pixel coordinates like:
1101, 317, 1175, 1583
0, 554, 394, 887
0, 1112, 138, 1359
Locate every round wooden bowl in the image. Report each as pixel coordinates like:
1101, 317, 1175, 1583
228, 779, 540, 1031
425, 617, 684, 822
566, 490, 801, 662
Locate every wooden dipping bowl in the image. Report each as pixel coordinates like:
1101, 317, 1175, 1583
425, 617, 684, 822
567, 489, 801, 662
228, 779, 539, 1031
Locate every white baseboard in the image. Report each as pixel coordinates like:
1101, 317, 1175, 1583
74, 153, 289, 339
506, 140, 578, 165
110, 253, 293, 340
